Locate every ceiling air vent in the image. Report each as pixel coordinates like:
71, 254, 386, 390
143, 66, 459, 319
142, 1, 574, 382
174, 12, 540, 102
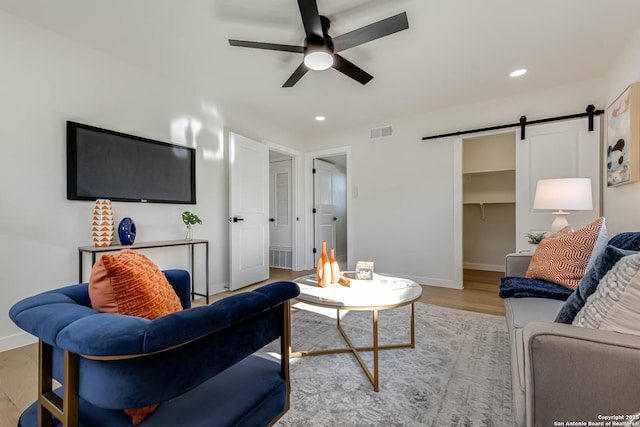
369, 125, 393, 139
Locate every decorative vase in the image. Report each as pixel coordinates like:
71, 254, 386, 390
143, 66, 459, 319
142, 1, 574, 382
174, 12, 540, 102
185, 224, 193, 240
92, 199, 114, 247
316, 241, 331, 287
529, 243, 538, 254
330, 249, 340, 284
118, 217, 136, 245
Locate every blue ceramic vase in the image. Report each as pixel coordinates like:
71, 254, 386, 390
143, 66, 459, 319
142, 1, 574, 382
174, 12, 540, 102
118, 217, 136, 245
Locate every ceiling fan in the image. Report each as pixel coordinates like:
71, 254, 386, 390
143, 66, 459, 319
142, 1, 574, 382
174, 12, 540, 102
228, 0, 409, 87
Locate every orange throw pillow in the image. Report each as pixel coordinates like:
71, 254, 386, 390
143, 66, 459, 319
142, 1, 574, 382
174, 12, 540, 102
125, 404, 160, 426
89, 249, 183, 424
89, 249, 182, 319
525, 217, 604, 290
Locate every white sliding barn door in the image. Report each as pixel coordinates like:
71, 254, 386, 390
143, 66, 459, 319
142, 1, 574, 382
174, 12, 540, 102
229, 132, 270, 290
515, 118, 601, 252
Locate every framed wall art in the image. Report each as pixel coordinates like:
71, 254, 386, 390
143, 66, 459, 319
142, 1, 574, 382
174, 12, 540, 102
606, 82, 640, 186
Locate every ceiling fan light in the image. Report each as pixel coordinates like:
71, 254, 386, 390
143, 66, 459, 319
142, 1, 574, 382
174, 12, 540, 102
304, 50, 333, 71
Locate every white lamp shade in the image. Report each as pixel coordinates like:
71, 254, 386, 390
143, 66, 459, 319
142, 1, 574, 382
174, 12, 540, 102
533, 178, 593, 211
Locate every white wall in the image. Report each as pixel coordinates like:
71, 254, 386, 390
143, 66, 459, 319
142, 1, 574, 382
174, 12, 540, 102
0, 11, 299, 351
303, 78, 608, 287
603, 28, 640, 235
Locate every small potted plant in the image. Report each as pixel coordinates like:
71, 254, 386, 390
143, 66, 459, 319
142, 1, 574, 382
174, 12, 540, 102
182, 211, 202, 240
525, 232, 547, 253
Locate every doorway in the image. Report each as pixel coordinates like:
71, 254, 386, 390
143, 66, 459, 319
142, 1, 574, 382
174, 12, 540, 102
304, 147, 351, 271
462, 132, 516, 273
313, 156, 348, 266
269, 150, 294, 269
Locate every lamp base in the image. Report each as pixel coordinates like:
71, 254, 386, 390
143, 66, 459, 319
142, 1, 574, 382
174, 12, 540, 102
551, 210, 571, 233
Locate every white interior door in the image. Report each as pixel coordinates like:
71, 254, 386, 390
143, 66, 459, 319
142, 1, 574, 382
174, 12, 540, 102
313, 159, 337, 259
229, 132, 269, 290
515, 118, 601, 251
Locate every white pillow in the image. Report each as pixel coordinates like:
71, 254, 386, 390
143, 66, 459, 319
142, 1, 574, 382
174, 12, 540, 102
573, 253, 640, 336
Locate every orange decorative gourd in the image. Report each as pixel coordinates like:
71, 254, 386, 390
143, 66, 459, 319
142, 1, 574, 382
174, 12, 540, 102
316, 241, 331, 287
330, 249, 340, 284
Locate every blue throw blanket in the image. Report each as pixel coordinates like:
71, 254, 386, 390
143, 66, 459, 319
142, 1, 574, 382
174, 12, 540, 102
499, 277, 573, 300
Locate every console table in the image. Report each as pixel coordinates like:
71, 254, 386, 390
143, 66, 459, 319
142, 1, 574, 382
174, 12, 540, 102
78, 239, 210, 304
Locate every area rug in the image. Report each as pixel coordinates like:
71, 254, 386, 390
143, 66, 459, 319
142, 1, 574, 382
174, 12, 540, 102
262, 303, 514, 427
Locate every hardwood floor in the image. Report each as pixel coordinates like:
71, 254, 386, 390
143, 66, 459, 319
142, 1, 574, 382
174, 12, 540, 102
422, 269, 506, 316
0, 268, 504, 426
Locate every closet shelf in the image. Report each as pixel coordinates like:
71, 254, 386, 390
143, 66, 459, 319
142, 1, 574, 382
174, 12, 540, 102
462, 168, 515, 176
463, 195, 515, 204
463, 200, 515, 205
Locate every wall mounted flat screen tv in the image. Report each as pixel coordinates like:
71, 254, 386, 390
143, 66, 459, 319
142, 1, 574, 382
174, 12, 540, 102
67, 121, 196, 204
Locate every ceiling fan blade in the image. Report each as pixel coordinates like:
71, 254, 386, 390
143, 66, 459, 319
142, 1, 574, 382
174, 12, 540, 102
229, 39, 305, 53
282, 63, 309, 87
297, 0, 323, 39
332, 54, 373, 85
333, 12, 409, 52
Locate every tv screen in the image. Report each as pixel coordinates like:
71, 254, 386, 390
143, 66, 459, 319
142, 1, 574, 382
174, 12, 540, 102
67, 121, 196, 204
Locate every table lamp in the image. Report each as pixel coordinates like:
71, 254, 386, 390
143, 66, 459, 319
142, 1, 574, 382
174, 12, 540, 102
533, 178, 593, 232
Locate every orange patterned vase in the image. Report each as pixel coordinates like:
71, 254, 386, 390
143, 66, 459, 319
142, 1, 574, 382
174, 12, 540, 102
92, 199, 114, 247
316, 241, 331, 287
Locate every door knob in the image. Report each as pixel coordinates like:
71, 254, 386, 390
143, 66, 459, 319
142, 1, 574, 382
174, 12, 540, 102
230, 217, 245, 223
269, 218, 275, 222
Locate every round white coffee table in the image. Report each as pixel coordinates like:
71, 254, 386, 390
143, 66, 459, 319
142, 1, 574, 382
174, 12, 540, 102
291, 273, 422, 391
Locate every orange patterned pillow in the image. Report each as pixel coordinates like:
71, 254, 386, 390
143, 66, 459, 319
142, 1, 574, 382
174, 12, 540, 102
89, 249, 183, 424
525, 217, 605, 290
89, 249, 182, 318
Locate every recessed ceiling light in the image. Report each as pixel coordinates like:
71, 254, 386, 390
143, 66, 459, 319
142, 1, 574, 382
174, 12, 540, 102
315, 116, 326, 121
510, 68, 527, 77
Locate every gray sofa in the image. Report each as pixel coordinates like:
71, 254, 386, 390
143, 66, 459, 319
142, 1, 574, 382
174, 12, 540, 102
504, 253, 640, 427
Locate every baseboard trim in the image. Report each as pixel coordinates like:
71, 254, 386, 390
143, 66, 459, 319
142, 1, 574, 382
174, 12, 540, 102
463, 262, 505, 273
387, 273, 462, 290
0, 331, 37, 353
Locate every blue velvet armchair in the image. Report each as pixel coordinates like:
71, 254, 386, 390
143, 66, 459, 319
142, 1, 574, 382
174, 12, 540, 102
9, 269, 300, 427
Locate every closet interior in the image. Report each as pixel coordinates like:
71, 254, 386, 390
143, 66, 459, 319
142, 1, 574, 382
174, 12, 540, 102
462, 132, 516, 272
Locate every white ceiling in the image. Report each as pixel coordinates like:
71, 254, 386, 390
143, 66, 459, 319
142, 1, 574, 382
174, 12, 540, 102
2, 0, 640, 139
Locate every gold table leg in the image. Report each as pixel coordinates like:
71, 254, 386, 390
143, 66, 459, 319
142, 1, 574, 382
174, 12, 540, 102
290, 303, 416, 392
